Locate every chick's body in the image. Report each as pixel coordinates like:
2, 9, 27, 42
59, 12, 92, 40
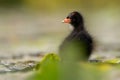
59, 11, 93, 61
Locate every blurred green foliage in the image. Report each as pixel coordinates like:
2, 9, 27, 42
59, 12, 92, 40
22, 0, 120, 12
28, 53, 60, 80
27, 53, 105, 80
0, 0, 23, 7
0, 0, 120, 12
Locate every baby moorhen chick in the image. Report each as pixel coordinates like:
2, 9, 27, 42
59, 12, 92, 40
59, 11, 93, 61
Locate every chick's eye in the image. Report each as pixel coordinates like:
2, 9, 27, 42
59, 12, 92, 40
66, 17, 70, 19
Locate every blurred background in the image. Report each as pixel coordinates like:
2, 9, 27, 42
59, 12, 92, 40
0, 0, 120, 80
0, 0, 120, 59
0, 0, 120, 58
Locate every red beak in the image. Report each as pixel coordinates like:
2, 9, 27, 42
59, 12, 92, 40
62, 18, 71, 23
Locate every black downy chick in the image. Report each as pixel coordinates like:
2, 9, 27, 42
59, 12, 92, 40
59, 11, 93, 61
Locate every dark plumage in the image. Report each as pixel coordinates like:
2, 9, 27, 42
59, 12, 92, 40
59, 11, 93, 61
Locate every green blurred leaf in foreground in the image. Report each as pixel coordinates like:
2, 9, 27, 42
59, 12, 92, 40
28, 53, 60, 80
27, 53, 105, 80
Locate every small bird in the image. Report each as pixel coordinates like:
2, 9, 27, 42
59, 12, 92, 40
59, 11, 93, 61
